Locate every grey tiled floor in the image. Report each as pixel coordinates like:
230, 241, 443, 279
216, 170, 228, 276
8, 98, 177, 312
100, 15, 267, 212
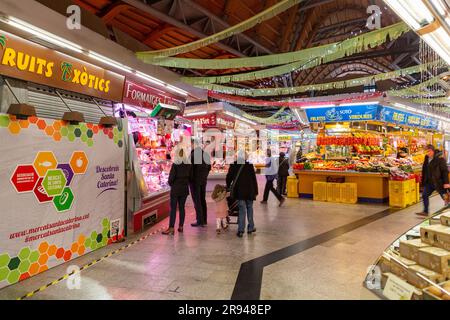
0, 180, 443, 300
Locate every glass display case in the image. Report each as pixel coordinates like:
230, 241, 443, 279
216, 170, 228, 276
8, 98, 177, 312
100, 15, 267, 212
364, 207, 450, 300
128, 116, 191, 195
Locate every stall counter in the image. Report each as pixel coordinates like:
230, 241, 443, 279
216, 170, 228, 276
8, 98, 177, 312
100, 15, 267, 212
294, 170, 390, 203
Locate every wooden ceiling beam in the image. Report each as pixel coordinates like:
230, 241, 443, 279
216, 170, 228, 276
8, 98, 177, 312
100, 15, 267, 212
99, 2, 132, 24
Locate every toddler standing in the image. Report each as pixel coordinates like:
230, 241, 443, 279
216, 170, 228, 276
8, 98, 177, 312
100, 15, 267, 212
211, 184, 229, 234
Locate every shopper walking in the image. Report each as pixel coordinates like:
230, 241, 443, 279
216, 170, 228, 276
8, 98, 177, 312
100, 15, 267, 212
190, 142, 212, 227
261, 149, 285, 206
277, 152, 290, 196
226, 152, 258, 238
211, 184, 229, 234
416, 144, 450, 217
163, 149, 193, 235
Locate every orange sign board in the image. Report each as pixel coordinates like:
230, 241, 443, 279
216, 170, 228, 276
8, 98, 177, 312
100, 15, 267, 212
0, 30, 125, 101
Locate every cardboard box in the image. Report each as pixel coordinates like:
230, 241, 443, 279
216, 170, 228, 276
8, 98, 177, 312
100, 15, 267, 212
420, 225, 449, 246
390, 256, 416, 280
441, 213, 450, 227
399, 239, 430, 262
417, 247, 450, 275
407, 264, 446, 289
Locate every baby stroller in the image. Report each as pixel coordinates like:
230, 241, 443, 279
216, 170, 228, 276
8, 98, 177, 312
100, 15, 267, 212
226, 196, 239, 225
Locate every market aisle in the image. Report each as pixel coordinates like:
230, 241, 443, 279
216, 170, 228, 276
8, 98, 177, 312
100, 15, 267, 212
0, 192, 444, 300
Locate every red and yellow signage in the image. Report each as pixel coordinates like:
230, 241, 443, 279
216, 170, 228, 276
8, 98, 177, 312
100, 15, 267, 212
0, 30, 125, 101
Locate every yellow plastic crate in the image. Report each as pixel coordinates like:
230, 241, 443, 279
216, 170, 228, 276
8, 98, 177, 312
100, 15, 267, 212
416, 183, 420, 203
408, 181, 418, 205
327, 183, 342, 203
313, 182, 328, 202
287, 176, 299, 198
340, 183, 358, 204
389, 180, 410, 208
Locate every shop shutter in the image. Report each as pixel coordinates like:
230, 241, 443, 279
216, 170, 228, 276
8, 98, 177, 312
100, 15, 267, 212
27, 84, 114, 124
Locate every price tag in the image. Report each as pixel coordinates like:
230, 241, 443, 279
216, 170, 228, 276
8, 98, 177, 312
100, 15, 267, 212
383, 274, 415, 300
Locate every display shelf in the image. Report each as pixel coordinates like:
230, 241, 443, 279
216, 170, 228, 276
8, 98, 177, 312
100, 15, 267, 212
364, 207, 450, 300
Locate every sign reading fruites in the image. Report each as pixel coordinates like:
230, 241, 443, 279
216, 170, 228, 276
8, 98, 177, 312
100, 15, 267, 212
0, 31, 124, 101
10, 151, 89, 212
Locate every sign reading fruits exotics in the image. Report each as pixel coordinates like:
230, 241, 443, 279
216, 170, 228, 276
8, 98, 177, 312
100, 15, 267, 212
0, 114, 125, 289
0, 30, 124, 101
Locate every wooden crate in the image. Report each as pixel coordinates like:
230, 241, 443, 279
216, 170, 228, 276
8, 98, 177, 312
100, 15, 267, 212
390, 256, 416, 280
420, 225, 449, 247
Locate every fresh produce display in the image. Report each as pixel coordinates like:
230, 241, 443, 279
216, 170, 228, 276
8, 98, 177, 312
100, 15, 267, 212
294, 156, 419, 180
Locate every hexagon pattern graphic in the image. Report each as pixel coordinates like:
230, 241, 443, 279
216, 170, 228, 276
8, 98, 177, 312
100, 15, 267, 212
33, 178, 53, 203
0, 218, 124, 286
10, 165, 39, 193
70, 151, 89, 174
57, 163, 74, 186
42, 169, 67, 197
1, 116, 125, 147
33, 151, 57, 177
53, 187, 74, 212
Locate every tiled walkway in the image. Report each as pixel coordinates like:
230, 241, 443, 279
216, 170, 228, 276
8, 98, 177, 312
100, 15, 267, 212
0, 184, 444, 300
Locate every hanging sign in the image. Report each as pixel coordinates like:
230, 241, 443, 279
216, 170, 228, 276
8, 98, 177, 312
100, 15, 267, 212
305, 105, 380, 123
123, 79, 185, 110
0, 30, 125, 101
266, 120, 301, 130
379, 107, 439, 130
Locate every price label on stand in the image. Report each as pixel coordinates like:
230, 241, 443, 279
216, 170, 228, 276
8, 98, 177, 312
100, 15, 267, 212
383, 274, 415, 300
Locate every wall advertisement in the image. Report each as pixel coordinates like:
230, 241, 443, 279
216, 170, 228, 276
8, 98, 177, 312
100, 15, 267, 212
0, 113, 125, 289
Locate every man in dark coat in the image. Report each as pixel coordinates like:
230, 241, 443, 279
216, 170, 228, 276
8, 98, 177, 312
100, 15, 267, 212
226, 153, 258, 237
277, 152, 290, 196
190, 143, 212, 227
416, 144, 450, 217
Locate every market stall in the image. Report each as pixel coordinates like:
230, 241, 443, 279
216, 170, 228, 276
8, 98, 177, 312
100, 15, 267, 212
120, 79, 189, 232
292, 103, 443, 204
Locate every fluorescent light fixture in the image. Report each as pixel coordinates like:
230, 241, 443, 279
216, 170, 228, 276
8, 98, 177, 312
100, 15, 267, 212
384, 0, 434, 30
422, 28, 450, 65
224, 111, 257, 126
135, 71, 165, 87
339, 101, 380, 107
430, 0, 447, 16
88, 51, 132, 73
3, 16, 83, 53
165, 84, 189, 97
184, 111, 207, 116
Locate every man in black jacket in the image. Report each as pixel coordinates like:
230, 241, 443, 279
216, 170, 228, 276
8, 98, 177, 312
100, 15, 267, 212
190, 142, 212, 227
416, 144, 450, 217
277, 152, 290, 196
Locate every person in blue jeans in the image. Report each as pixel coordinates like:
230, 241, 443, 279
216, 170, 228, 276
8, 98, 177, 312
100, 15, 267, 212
416, 144, 450, 217
226, 153, 258, 238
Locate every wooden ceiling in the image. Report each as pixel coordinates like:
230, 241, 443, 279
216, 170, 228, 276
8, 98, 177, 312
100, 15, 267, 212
54, 0, 420, 95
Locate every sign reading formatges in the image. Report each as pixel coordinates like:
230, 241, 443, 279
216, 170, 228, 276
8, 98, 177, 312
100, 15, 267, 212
123, 79, 185, 110
383, 274, 415, 300
0, 30, 125, 101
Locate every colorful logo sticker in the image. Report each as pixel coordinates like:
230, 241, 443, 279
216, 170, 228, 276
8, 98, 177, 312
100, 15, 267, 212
11, 151, 88, 212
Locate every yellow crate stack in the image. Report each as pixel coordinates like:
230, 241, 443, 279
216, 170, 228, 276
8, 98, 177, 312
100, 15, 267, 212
327, 183, 342, 202
389, 179, 415, 208
340, 183, 358, 204
287, 176, 299, 198
313, 182, 328, 201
